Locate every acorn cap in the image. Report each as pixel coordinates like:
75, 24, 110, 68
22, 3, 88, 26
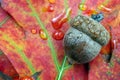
70, 15, 110, 46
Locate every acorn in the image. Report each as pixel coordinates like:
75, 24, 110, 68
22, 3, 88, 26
63, 15, 110, 64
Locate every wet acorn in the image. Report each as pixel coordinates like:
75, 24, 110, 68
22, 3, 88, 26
63, 15, 110, 64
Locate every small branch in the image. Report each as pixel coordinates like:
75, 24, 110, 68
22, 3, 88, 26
56, 56, 67, 80
63, 64, 72, 70
26, 0, 60, 71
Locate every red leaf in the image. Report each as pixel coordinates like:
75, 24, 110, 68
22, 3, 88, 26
0, 0, 120, 80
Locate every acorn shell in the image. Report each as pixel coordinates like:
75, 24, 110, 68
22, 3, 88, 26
63, 15, 110, 64
64, 27, 102, 64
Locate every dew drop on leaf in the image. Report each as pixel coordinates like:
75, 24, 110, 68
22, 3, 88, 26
47, 5, 54, 12
48, 0, 56, 4
91, 12, 104, 22
39, 30, 47, 40
31, 29, 37, 34
20, 76, 33, 80
98, 5, 111, 12
78, 4, 87, 11
42, 7, 47, 12
52, 30, 64, 40
51, 11, 65, 29
51, 8, 71, 29
84, 9, 97, 15
42, 4, 54, 12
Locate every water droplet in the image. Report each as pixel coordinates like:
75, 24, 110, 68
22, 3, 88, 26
31, 29, 37, 34
52, 30, 64, 40
98, 5, 111, 12
42, 7, 47, 12
51, 11, 65, 29
78, 4, 87, 11
39, 30, 47, 40
47, 5, 54, 12
20, 76, 33, 80
48, 0, 56, 4
98, 5, 103, 10
51, 8, 71, 29
111, 39, 115, 50
91, 12, 104, 22
84, 9, 97, 15
42, 4, 54, 12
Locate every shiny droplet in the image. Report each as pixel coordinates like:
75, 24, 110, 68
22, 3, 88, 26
48, 0, 56, 4
47, 5, 54, 12
111, 39, 116, 50
39, 30, 47, 40
31, 29, 37, 34
78, 4, 87, 11
52, 30, 64, 40
51, 8, 71, 29
51, 11, 65, 29
42, 5, 54, 12
84, 9, 97, 15
98, 5, 103, 10
42, 7, 47, 12
91, 12, 104, 22
113, 40, 117, 49
98, 5, 111, 12
20, 76, 33, 80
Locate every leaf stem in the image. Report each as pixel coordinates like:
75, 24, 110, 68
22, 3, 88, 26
103, 0, 111, 6
78, 0, 86, 15
2, 34, 36, 75
63, 64, 72, 70
55, 0, 73, 80
26, 0, 60, 71
64, 0, 69, 11
0, 16, 10, 27
56, 56, 67, 80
